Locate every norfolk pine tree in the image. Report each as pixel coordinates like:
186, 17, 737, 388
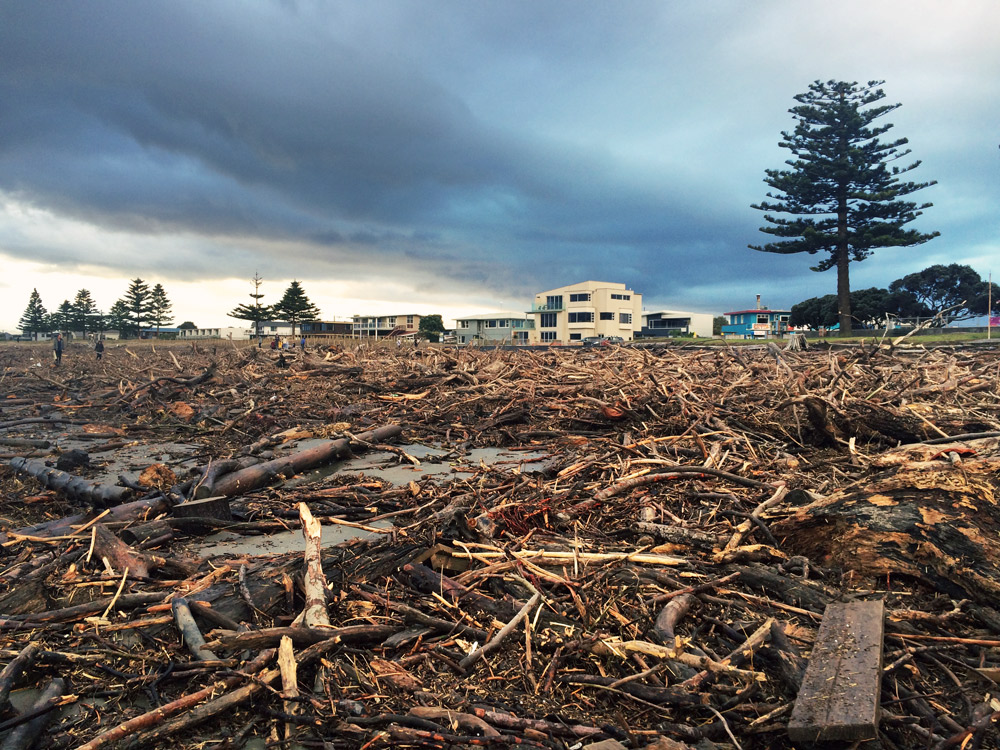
751, 80, 938, 336
272, 280, 320, 337
149, 283, 174, 334
122, 278, 153, 338
19, 289, 49, 340
229, 272, 272, 339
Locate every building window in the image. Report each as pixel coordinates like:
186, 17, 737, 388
541, 331, 557, 342
611, 293, 631, 300
757, 314, 770, 324
540, 313, 557, 328
568, 312, 594, 323
486, 320, 498, 328
620, 313, 632, 324
458, 320, 469, 329
545, 295, 563, 310
599, 312, 614, 321
569, 333, 582, 340
407, 316, 414, 325
569, 293, 591, 302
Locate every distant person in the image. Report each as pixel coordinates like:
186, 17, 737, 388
413, 337, 419, 349
276, 352, 288, 369
270, 336, 279, 350
53, 333, 64, 365
95, 338, 104, 361
300, 336, 306, 351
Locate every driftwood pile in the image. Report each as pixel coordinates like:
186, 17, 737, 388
1, 337, 999, 749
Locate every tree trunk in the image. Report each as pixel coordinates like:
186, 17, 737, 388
209, 424, 402, 497
837, 203, 852, 337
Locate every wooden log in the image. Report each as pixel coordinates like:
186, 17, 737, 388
0, 495, 171, 545
0, 643, 38, 714
298, 503, 331, 628
172, 597, 219, 661
209, 424, 403, 497
120, 519, 174, 547
278, 636, 298, 742
8, 457, 133, 508
171, 496, 232, 522
773, 445, 1000, 603
788, 600, 884, 743
91, 524, 152, 579
0, 677, 64, 750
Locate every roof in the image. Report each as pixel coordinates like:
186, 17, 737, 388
454, 311, 529, 321
725, 309, 790, 315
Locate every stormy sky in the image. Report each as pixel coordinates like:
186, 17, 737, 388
1, 0, 997, 330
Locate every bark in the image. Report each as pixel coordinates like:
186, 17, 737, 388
298, 503, 331, 628
775, 440, 1000, 603
8, 457, 133, 508
208, 424, 403, 497
172, 597, 219, 661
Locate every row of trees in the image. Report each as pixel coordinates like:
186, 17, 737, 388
789, 264, 998, 329
18, 278, 174, 339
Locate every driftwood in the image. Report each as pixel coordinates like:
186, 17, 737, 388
208, 424, 403, 496
0, 677, 64, 750
171, 597, 219, 661
297, 503, 331, 628
8, 457, 133, 507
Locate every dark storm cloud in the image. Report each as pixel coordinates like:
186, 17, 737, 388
0, 0, 997, 316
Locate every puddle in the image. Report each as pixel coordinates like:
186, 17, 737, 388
194, 519, 391, 558
285, 443, 549, 488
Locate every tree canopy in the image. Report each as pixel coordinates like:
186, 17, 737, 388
149, 283, 174, 333
418, 314, 445, 342
18, 289, 49, 339
229, 272, 272, 337
888, 264, 997, 322
120, 278, 153, 338
272, 280, 320, 337
751, 80, 938, 336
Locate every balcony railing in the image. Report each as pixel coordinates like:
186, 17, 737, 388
529, 303, 564, 313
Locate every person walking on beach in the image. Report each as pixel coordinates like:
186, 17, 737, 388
53, 333, 64, 365
95, 338, 104, 361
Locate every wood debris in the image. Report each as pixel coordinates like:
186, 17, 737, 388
0, 338, 999, 748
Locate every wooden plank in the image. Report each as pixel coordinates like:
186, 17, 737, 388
788, 600, 884, 743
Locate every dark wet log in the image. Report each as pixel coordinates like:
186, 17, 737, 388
171, 496, 232, 522
0, 643, 38, 714
650, 593, 697, 644
204, 624, 399, 652
774, 441, 1000, 602
172, 597, 219, 661
120, 519, 174, 547
209, 424, 403, 497
0, 438, 49, 449
8, 457, 133, 507
788, 600, 884, 743
0, 677, 64, 750
3, 592, 164, 624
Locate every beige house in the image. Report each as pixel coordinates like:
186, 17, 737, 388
351, 313, 422, 338
528, 281, 642, 344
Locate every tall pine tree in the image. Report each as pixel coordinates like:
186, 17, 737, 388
18, 289, 49, 340
272, 280, 320, 337
121, 278, 152, 338
149, 283, 174, 334
229, 272, 272, 339
751, 80, 938, 335
72, 289, 98, 334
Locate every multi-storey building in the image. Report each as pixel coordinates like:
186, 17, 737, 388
351, 313, 422, 338
454, 313, 533, 345
528, 281, 642, 344
640, 310, 714, 338
721, 296, 791, 339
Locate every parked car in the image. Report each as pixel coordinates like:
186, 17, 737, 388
602, 336, 625, 345
582, 335, 625, 347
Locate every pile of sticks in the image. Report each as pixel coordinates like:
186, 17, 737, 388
0, 337, 998, 749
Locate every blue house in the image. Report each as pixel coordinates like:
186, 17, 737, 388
721, 297, 791, 340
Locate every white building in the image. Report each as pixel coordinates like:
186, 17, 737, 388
455, 312, 533, 345
528, 281, 642, 344
640, 310, 715, 338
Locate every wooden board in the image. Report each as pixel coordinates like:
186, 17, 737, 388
788, 600, 884, 743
